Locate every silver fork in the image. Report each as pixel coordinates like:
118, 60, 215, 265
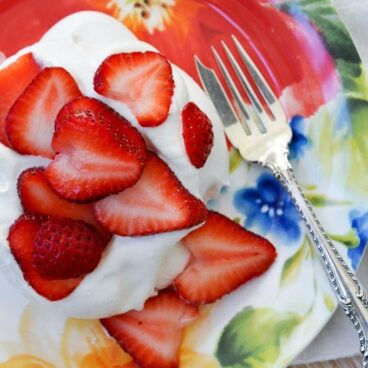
195, 35, 368, 366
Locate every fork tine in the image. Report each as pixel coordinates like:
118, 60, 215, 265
232, 35, 287, 122
221, 41, 269, 133
211, 46, 259, 135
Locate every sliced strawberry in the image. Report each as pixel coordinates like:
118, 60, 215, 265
0, 53, 41, 146
174, 211, 277, 305
33, 216, 105, 279
94, 51, 174, 127
101, 290, 198, 368
7, 214, 81, 301
45, 97, 147, 202
182, 102, 214, 168
18, 167, 111, 242
6, 67, 81, 158
94, 152, 207, 236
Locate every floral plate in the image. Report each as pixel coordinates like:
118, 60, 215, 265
0, 0, 368, 367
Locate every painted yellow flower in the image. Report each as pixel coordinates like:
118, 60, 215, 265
61, 318, 135, 368
0, 303, 222, 368
0, 306, 134, 368
88, 0, 202, 38
0, 297, 223, 368
0, 355, 53, 368
108, 0, 177, 34
179, 306, 220, 368
180, 349, 220, 368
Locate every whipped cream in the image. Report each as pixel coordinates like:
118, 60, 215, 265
0, 11, 229, 318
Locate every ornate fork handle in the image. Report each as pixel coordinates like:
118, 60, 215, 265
263, 150, 368, 367
195, 35, 368, 364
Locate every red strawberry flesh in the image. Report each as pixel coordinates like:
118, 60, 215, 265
6, 67, 81, 158
33, 216, 105, 279
182, 102, 214, 168
0, 53, 41, 146
18, 167, 111, 242
101, 290, 198, 368
94, 51, 174, 127
94, 152, 207, 236
7, 214, 81, 301
174, 211, 277, 304
45, 97, 147, 202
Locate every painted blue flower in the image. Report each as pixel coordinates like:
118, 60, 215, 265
288, 115, 309, 160
234, 173, 302, 244
348, 211, 368, 271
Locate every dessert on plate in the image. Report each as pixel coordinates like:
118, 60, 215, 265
0, 11, 277, 367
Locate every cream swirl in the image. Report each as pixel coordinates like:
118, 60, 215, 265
0, 11, 229, 318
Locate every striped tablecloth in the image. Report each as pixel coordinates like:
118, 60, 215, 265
292, 356, 361, 368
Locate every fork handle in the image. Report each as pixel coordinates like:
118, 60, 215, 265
267, 156, 368, 366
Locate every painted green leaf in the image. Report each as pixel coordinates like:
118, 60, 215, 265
233, 217, 241, 224
304, 184, 317, 191
309, 239, 317, 259
346, 97, 368, 193
216, 307, 301, 368
329, 229, 360, 248
282, 0, 360, 63
336, 60, 368, 100
229, 149, 242, 173
280, 240, 307, 287
310, 14, 359, 63
323, 293, 336, 312
349, 97, 368, 149
304, 193, 350, 207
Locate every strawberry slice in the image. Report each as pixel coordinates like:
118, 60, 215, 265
94, 152, 207, 236
94, 51, 174, 127
6, 67, 81, 158
0, 53, 41, 146
101, 290, 198, 368
174, 211, 277, 305
45, 97, 147, 202
7, 214, 81, 301
182, 102, 214, 168
18, 167, 111, 242
33, 217, 105, 279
